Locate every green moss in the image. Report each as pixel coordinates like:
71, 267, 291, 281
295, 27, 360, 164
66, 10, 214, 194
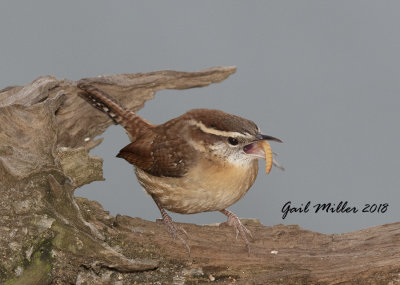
51, 223, 79, 254
51, 221, 104, 257
6, 239, 53, 285
0, 263, 8, 283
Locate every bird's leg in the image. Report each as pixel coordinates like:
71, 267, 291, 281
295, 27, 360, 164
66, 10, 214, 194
153, 198, 190, 254
220, 209, 253, 254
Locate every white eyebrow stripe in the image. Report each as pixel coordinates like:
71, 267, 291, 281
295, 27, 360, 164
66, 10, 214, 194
189, 120, 253, 138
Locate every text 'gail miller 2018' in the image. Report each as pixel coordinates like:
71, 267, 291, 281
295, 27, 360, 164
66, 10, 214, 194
281, 201, 388, 219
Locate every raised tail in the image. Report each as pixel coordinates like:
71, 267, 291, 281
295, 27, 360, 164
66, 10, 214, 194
77, 82, 152, 140
77, 82, 129, 124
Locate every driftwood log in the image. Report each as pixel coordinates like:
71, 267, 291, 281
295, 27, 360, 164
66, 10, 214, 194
0, 66, 399, 284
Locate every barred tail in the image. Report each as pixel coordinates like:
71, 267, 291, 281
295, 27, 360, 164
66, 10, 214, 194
77, 82, 129, 124
77, 83, 151, 140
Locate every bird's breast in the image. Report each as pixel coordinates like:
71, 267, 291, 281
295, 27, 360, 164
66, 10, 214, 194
135, 158, 259, 214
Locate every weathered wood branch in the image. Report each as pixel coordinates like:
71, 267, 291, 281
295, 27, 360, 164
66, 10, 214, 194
0, 66, 399, 284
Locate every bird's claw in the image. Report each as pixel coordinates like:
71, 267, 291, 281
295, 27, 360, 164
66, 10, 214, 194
220, 209, 253, 254
158, 212, 190, 254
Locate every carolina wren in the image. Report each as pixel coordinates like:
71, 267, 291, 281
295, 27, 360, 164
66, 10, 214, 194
78, 83, 283, 253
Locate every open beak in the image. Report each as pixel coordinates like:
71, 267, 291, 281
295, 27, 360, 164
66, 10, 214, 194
243, 134, 282, 174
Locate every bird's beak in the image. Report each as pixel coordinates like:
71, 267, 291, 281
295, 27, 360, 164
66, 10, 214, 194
243, 134, 282, 174
255, 134, 283, 143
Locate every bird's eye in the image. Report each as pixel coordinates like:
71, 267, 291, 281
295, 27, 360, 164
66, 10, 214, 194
228, 137, 239, 146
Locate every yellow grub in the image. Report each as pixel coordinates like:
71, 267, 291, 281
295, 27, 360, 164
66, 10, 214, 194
261, 141, 273, 174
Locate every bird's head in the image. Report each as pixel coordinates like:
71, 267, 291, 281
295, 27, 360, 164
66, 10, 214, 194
184, 109, 282, 172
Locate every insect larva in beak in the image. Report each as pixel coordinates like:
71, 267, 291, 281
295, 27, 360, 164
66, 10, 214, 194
261, 141, 273, 174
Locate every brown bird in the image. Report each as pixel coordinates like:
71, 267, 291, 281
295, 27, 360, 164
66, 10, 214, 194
78, 83, 283, 254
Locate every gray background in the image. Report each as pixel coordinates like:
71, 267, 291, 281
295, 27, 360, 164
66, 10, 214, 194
1, 1, 399, 234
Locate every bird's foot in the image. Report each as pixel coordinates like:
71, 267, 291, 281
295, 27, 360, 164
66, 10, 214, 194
220, 209, 253, 254
157, 208, 190, 255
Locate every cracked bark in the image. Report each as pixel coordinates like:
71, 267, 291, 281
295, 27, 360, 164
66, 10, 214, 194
0, 66, 399, 284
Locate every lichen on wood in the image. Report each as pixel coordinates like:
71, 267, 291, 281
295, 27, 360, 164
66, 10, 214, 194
1, 66, 400, 284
